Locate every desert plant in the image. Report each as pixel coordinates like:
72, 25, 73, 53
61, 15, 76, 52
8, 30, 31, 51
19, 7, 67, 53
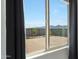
31, 28, 38, 36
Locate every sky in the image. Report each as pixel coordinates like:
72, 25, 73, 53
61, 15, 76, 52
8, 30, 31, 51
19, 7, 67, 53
23, 0, 68, 28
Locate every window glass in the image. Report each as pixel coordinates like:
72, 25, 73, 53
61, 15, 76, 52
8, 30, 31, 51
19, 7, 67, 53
23, 0, 45, 55
50, 0, 69, 48
23, 0, 69, 57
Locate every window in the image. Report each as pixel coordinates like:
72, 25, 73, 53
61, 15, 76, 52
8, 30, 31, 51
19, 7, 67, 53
6, 0, 77, 59
23, 0, 45, 55
23, 0, 69, 57
49, 0, 69, 49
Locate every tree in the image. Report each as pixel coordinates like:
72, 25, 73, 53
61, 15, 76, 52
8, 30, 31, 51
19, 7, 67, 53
31, 28, 38, 36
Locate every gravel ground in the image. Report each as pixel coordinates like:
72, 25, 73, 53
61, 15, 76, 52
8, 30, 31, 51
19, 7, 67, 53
25, 36, 68, 54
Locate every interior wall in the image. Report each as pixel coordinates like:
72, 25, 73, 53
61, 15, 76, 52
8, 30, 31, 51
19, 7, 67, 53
1, 0, 6, 59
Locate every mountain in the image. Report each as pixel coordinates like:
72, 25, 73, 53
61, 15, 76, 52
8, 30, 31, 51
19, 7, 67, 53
39, 25, 68, 29
26, 25, 68, 29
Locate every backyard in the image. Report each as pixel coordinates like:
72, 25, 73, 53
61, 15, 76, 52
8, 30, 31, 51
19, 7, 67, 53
26, 36, 68, 55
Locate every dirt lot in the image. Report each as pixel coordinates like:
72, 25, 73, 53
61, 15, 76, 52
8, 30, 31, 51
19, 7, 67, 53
25, 36, 68, 54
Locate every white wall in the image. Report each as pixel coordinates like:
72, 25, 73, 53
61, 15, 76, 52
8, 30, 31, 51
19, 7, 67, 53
1, 0, 6, 59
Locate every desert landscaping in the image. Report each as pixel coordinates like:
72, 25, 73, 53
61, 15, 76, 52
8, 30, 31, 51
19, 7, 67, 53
25, 36, 68, 55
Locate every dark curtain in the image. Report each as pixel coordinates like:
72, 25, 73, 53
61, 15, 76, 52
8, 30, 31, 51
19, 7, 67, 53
6, 0, 25, 59
69, 0, 78, 59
